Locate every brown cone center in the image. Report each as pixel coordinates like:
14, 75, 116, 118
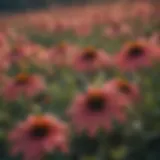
118, 81, 131, 94
30, 124, 50, 139
29, 119, 52, 139
127, 46, 144, 58
86, 90, 106, 112
15, 73, 30, 85
82, 48, 97, 61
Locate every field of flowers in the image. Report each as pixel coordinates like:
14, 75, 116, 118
0, 1, 160, 160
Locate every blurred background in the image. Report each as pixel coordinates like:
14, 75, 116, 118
0, 0, 160, 160
0, 0, 157, 12
0, 0, 114, 12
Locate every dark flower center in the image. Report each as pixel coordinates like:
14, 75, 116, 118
86, 95, 105, 112
57, 42, 67, 53
15, 73, 29, 85
82, 49, 97, 61
118, 81, 130, 94
127, 46, 144, 58
29, 124, 51, 139
11, 47, 20, 56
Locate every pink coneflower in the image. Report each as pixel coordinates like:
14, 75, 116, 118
25, 44, 51, 70
71, 46, 112, 72
48, 42, 70, 67
130, 2, 153, 23
67, 87, 126, 136
31, 48, 50, 69
8, 44, 30, 64
3, 73, 46, 101
53, 20, 66, 33
103, 23, 131, 38
7, 39, 34, 66
73, 23, 92, 37
8, 114, 69, 160
114, 41, 154, 72
104, 78, 140, 105
138, 36, 160, 62
149, 33, 160, 45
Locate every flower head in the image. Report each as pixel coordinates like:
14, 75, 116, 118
3, 73, 46, 101
9, 114, 69, 160
81, 47, 97, 61
71, 47, 112, 72
68, 87, 126, 136
48, 42, 75, 67
15, 73, 30, 85
115, 41, 154, 71
104, 78, 140, 105
103, 23, 131, 38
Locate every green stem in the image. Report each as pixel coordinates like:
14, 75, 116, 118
97, 133, 113, 160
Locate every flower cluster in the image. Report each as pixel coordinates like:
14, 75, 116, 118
0, 1, 160, 160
